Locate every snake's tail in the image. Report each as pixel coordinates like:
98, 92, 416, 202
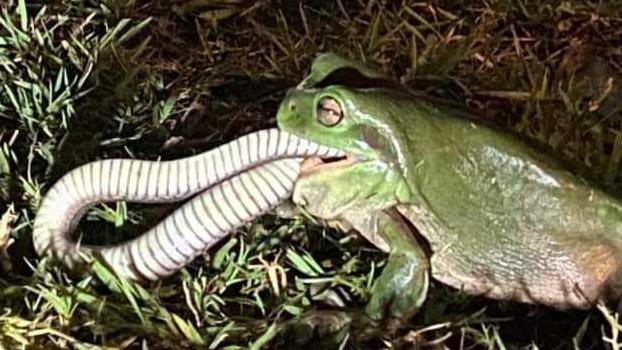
32, 129, 343, 279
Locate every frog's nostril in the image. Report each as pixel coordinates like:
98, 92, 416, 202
289, 101, 296, 112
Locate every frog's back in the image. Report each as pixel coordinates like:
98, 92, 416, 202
399, 102, 622, 308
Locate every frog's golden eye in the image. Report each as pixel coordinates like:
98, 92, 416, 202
317, 97, 343, 127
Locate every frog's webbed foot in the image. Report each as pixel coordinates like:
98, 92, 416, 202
365, 247, 429, 326
347, 209, 431, 327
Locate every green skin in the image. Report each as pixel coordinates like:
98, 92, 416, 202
276, 53, 622, 322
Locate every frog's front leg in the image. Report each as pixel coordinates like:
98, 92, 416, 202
277, 208, 429, 346
277, 202, 431, 322
345, 209, 430, 323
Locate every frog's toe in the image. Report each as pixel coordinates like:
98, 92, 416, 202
365, 251, 430, 324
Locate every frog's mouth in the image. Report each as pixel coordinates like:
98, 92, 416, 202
300, 154, 358, 176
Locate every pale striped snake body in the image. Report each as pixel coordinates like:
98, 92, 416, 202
32, 129, 343, 281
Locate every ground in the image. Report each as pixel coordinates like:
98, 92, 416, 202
1, 0, 622, 349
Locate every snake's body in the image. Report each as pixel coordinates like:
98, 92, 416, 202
33, 129, 341, 281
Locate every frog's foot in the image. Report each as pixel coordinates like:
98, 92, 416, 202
275, 309, 380, 349
365, 249, 430, 329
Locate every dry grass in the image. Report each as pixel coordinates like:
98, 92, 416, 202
1, 0, 622, 348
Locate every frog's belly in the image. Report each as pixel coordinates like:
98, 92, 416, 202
397, 205, 622, 309
429, 243, 622, 309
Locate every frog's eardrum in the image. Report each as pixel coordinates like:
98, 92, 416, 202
32, 129, 343, 281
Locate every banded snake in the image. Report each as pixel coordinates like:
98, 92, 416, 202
33, 129, 343, 281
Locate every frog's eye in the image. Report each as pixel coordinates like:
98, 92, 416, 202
316, 97, 343, 127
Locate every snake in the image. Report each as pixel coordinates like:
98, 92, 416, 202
32, 129, 343, 281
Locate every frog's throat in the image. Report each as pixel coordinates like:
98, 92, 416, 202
299, 154, 359, 176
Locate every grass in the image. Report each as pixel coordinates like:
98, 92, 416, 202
1, 0, 622, 348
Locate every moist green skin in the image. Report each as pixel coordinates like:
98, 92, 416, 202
277, 53, 622, 322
